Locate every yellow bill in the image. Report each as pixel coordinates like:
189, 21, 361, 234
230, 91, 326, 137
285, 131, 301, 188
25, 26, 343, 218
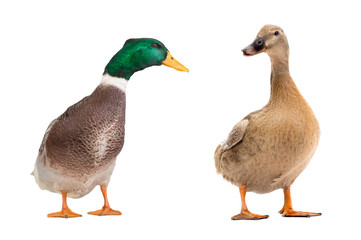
162, 51, 189, 72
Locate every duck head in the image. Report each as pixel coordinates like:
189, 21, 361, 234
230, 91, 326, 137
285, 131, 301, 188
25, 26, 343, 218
104, 38, 188, 80
242, 25, 289, 59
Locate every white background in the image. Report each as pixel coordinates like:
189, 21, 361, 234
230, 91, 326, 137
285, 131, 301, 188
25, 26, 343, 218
1, 0, 359, 239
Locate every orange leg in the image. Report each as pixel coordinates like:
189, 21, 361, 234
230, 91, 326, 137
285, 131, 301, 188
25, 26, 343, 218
48, 191, 82, 218
232, 184, 269, 220
279, 186, 321, 217
88, 185, 122, 216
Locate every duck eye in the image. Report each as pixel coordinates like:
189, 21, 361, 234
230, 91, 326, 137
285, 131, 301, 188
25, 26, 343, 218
274, 31, 279, 36
151, 43, 159, 48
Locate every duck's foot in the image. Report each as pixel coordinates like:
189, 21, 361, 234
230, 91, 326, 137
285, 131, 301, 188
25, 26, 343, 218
48, 208, 82, 218
88, 206, 122, 216
279, 186, 321, 218
232, 184, 269, 220
88, 185, 122, 216
232, 209, 269, 220
48, 191, 82, 218
279, 207, 321, 217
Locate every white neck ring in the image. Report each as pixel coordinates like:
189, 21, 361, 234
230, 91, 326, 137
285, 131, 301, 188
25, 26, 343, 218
100, 73, 128, 91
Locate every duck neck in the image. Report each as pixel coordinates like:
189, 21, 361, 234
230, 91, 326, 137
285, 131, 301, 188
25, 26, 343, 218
270, 55, 290, 77
268, 53, 300, 103
100, 73, 128, 92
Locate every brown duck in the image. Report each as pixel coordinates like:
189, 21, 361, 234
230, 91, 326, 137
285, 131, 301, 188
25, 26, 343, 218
32, 38, 188, 218
214, 25, 321, 220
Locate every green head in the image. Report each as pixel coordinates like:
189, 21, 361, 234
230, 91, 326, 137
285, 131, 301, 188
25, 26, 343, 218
104, 38, 188, 80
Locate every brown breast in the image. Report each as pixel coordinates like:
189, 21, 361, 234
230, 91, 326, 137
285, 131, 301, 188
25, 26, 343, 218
45, 85, 126, 176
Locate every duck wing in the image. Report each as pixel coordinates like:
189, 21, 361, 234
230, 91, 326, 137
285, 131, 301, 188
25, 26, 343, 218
221, 118, 249, 151
221, 110, 261, 151
36, 95, 91, 163
214, 110, 261, 175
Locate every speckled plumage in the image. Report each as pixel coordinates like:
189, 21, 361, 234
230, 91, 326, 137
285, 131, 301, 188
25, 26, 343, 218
33, 83, 126, 198
215, 25, 320, 194
32, 38, 188, 217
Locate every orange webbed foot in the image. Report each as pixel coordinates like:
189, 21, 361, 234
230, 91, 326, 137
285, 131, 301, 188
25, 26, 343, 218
232, 209, 269, 220
88, 186, 122, 216
48, 208, 82, 218
279, 186, 321, 218
279, 207, 321, 217
88, 206, 122, 216
232, 184, 269, 220
48, 191, 82, 218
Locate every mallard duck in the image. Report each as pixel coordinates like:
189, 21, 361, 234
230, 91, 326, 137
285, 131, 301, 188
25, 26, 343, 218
214, 25, 321, 220
32, 38, 188, 218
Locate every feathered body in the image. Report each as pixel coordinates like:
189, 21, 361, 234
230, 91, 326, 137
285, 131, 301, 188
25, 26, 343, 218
215, 24, 320, 194
32, 38, 188, 218
215, 74, 319, 193
33, 77, 126, 198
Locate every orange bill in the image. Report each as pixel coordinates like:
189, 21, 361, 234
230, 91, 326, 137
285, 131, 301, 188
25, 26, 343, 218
162, 51, 189, 72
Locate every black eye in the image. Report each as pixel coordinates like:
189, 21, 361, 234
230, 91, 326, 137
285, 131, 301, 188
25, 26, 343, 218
274, 31, 279, 36
151, 43, 160, 48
